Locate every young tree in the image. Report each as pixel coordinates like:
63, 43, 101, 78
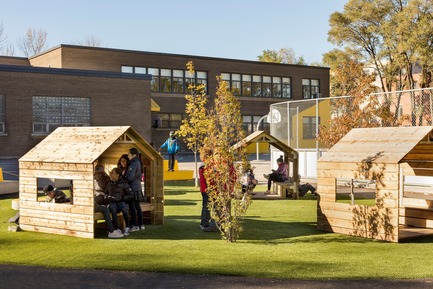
177, 61, 209, 187
202, 77, 249, 242
17, 27, 48, 57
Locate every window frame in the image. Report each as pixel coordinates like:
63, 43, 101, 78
32, 96, 91, 134
302, 78, 320, 99
0, 95, 5, 133
302, 116, 320, 139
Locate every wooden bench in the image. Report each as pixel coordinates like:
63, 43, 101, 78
273, 181, 298, 199
94, 202, 153, 229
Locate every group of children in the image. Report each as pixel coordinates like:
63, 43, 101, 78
43, 148, 145, 239
93, 147, 146, 238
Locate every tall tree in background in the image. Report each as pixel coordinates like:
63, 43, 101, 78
0, 22, 6, 53
177, 61, 209, 187
328, 0, 433, 127
328, 0, 394, 92
328, 0, 433, 92
202, 78, 249, 242
400, 0, 433, 89
257, 47, 306, 65
318, 49, 405, 147
0, 21, 14, 56
17, 27, 48, 57
323, 48, 365, 97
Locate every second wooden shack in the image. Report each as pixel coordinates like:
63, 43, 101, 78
317, 126, 433, 242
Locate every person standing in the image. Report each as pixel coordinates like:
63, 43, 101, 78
125, 147, 145, 232
198, 161, 218, 232
159, 131, 180, 171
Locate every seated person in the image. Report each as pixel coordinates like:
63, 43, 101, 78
94, 164, 123, 239
241, 167, 258, 194
43, 185, 70, 203
105, 167, 133, 236
298, 181, 317, 197
263, 155, 288, 194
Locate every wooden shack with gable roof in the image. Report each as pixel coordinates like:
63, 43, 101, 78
18, 126, 164, 238
233, 130, 300, 198
317, 126, 433, 242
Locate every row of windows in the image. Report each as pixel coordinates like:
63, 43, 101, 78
121, 66, 208, 94
0, 95, 318, 139
222, 73, 292, 98
121, 66, 322, 100
243, 115, 270, 134
154, 113, 272, 137
155, 112, 316, 139
32, 96, 91, 133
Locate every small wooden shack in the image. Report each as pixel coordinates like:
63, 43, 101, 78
317, 126, 433, 242
18, 126, 164, 238
233, 130, 299, 196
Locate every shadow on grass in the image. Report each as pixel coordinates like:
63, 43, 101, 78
134, 214, 374, 244
164, 199, 197, 206
0, 193, 18, 200
400, 235, 433, 243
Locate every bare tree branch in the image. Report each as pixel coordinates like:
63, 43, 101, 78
0, 21, 14, 56
17, 27, 48, 57
72, 35, 103, 47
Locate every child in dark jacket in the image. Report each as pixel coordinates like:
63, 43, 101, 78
105, 167, 133, 236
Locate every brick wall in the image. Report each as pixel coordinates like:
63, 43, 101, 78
26, 45, 330, 154
0, 67, 151, 157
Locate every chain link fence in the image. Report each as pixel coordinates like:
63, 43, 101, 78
268, 88, 433, 177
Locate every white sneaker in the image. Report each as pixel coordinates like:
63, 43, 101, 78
140, 225, 145, 231
124, 227, 130, 236
130, 226, 139, 232
108, 230, 124, 238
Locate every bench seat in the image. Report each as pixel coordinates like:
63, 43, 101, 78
273, 181, 298, 199
94, 202, 154, 229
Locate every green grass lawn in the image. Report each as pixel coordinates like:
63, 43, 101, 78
1, 181, 433, 280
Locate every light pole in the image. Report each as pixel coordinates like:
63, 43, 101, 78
256, 114, 269, 160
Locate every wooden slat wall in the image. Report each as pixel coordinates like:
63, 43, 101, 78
317, 161, 399, 242
19, 161, 95, 238
399, 207, 433, 229
399, 142, 433, 236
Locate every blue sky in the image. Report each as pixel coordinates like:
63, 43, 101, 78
2, 0, 347, 63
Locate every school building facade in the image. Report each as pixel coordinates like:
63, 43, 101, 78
0, 45, 329, 158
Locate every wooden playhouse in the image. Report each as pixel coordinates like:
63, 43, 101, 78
18, 126, 164, 238
233, 130, 299, 198
317, 126, 433, 242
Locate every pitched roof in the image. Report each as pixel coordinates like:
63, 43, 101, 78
319, 126, 433, 163
232, 130, 298, 157
19, 126, 148, 163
